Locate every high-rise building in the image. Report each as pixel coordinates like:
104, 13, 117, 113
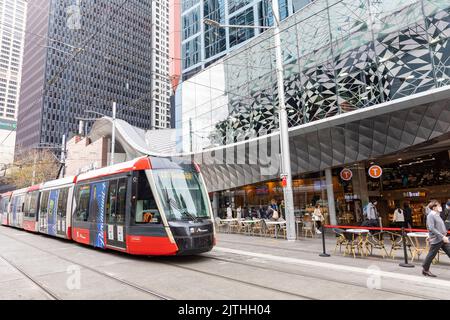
15, 0, 171, 155
0, 0, 26, 165
181, 0, 313, 80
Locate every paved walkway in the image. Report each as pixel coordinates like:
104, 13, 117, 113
0, 226, 448, 300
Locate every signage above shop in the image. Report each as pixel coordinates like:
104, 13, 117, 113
403, 191, 426, 198
340, 168, 353, 181
368, 165, 383, 179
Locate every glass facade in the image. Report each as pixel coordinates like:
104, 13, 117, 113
181, 0, 314, 79
177, 0, 450, 153
16, 0, 161, 152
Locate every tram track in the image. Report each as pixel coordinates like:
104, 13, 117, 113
0, 253, 61, 300
198, 253, 437, 300
159, 259, 316, 300
0, 231, 173, 300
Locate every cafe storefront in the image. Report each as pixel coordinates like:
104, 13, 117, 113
214, 150, 450, 230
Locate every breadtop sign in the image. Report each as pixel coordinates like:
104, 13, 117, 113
0, 119, 16, 131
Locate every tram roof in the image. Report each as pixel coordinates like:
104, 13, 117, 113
11, 187, 28, 196
76, 156, 151, 182
41, 176, 77, 189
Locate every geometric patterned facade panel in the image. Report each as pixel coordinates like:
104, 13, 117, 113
178, 0, 450, 154
199, 99, 450, 192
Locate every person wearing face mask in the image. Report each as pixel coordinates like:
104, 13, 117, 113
441, 201, 450, 231
422, 200, 450, 277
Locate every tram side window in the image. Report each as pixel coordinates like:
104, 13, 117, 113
28, 192, 39, 218
106, 180, 118, 224
57, 188, 68, 218
135, 171, 161, 224
116, 178, 127, 225
40, 191, 49, 216
75, 185, 90, 222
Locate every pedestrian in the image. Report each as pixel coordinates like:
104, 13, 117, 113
236, 206, 242, 220
226, 205, 233, 219
259, 205, 266, 219
393, 205, 405, 228
279, 200, 285, 219
422, 200, 450, 277
444, 201, 450, 230
366, 200, 380, 227
270, 199, 278, 212
312, 204, 324, 234
403, 203, 413, 229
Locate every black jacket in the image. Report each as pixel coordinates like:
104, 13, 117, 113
440, 207, 450, 222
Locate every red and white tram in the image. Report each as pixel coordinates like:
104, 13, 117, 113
0, 156, 215, 255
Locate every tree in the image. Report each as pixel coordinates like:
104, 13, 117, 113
5, 149, 60, 188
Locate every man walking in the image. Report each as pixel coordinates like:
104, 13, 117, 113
367, 200, 379, 227
422, 200, 450, 277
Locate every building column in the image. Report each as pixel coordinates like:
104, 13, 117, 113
355, 165, 370, 206
325, 168, 337, 225
212, 192, 220, 218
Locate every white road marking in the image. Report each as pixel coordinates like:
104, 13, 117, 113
214, 247, 450, 288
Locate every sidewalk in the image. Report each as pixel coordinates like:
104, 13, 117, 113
214, 231, 450, 279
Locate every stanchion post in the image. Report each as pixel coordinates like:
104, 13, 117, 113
399, 226, 414, 268
319, 225, 330, 257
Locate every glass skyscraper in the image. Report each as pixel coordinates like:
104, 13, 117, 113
181, 0, 313, 80
16, 0, 170, 155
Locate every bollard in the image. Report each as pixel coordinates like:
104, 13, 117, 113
399, 227, 414, 268
319, 225, 330, 257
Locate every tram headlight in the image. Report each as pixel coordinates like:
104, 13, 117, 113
190, 227, 195, 233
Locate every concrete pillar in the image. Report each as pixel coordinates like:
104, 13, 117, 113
356, 165, 370, 205
325, 168, 337, 225
212, 192, 219, 218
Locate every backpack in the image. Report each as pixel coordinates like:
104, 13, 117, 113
363, 204, 369, 219
272, 210, 279, 220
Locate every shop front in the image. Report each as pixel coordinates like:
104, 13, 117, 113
213, 149, 450, 233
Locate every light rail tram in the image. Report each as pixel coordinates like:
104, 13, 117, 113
0, 156, 215, 255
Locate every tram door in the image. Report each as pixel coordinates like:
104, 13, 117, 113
89, 182, 107, 249
105, 178, 128, 249
47, 190, 59, 236
56, 188, 68, 237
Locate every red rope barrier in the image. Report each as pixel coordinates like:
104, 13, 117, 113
324, 224, 430, 233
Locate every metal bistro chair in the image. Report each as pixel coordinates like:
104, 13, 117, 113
432, 248, 447, 265
252, 220, 264, 237
332, 228, 346, 254
366, 231, 389, 258
343, 231, 359, 258
262, 220, 276, 238
387, 231, 412, 260
408, 234, 429, 262
302, 221, 314, 238
228, 220, 240, 234
215, 217, 226, 233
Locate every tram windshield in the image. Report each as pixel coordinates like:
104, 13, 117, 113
153, 169, 210, 221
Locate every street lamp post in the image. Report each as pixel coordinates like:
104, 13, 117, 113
204, 0, 296, 241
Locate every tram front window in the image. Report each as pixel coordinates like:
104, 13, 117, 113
154, 169, 210, 221
135, 171, 161, 224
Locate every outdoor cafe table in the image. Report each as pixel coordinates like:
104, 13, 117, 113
407, 232, 429, 261
240, 219, 262, 234
264, 220, 286, 238
346, 229, 370, 256
221, 218, 238, 233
